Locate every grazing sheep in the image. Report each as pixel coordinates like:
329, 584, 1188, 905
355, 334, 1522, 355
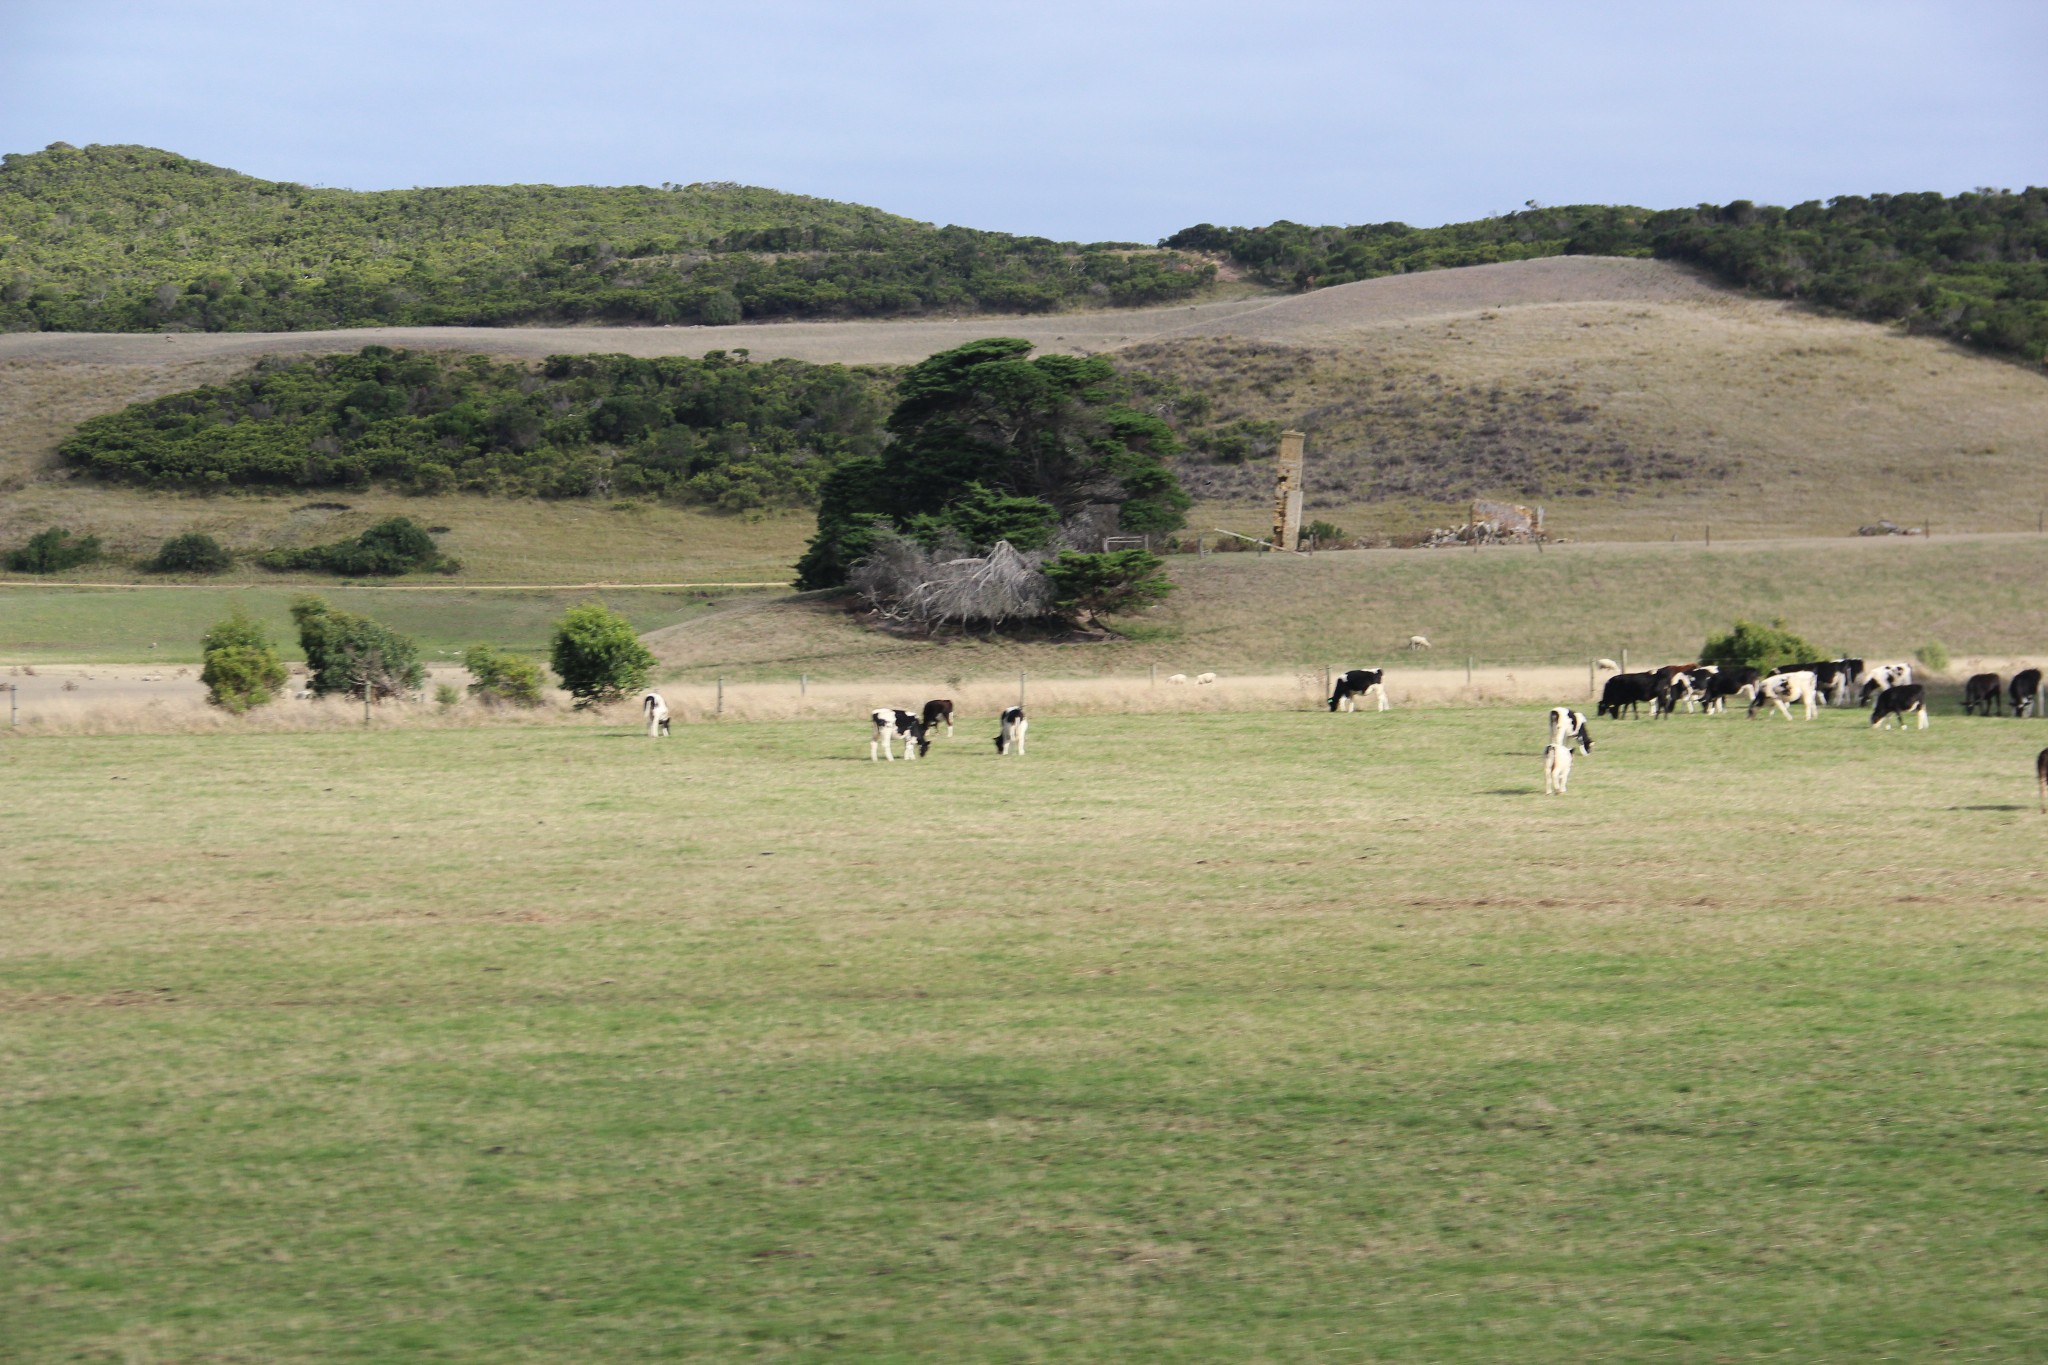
1166, 673, 1189, 685
1407, 635, 1432, 650
643, 691, 672, 738
1543, 743, 1572, 795
1195, 672, 1218, 685
1595, 658, 1621, 672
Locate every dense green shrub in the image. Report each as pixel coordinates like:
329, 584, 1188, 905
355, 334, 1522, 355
1169, 189, 2048, 364
549, 603, 656, 708
798, 339, 1189, 589
4, 527, 101, 573
290, 594, 425, 700
199, 607, 287, 713
1700, 618, 1824, 673
463, 644, 547, 707
61, 346, 891, 508
1042, 550, 1175, 619
0, 143, 1212, 334
1915, 642, 1951, 674
263, 517, 456, 576
147, 532, 233, 574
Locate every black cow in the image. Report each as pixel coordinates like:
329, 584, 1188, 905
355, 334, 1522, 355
2013, 669, 2044, 719
1328, 668, 1387, 713
921, 698, 955, 737
1598, 671, 1662, 720
1699, 665, 1761, 714
2037, 748, 2048, 814
1870, 683, 1928, 730
1963, 673, 2004, 716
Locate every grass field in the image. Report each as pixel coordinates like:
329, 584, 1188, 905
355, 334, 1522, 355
5, 707, 2048, 1361
0, 584, 767, 665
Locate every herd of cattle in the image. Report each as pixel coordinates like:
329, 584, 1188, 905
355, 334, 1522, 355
643, 659, 2048, 808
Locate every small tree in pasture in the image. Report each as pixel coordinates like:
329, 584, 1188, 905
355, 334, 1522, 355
550, 602, 655, 707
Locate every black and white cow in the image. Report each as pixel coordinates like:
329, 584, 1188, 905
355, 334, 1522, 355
2012, 669, 2044, 719
1869, 683, 1929, 730
1773, 659, 1857, 706
1963, 673, 2004, 716
922, 698, 955, 737
1749, 670, 1820, 721
643, 691, 672, 738
1328, 668, 1388, 712
1546, 707, 1595, 754
1699, 665, 1760, 715
870, 708, 931, 761
1598, 671, 1662, 720
1855, 662, 1914, 707
995, 706, 1027, 756
1543, 743, 1573, 796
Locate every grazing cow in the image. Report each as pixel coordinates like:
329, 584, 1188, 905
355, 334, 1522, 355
921, 698, 955, 737
2038, 748, 2048, 814
995, 705, 1028, 756
2012, 669, 2044, 719
1597, 671, 1662, 720
1963, 673, 2004, 716
1855, 662, 1914, 706
1543, 743, 1572, 795
1653, 671, 1699, 718
643, 691, 672, 738
1749, 670, 1820, 721
1407, 635, 1432, 650
1773, 659, 1855, 705
1166, 673, 1189, 685
1547, 707, 1595, 754
1700, 665, 1760, 715
869, 708, 930, 761
1870, 684, 1929, 730
1195, 672, 1218, 685
1329, 668, 1388, 713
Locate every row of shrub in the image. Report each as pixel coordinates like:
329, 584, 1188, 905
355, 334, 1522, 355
203, 598, 657, 713
2, 518, 456, 578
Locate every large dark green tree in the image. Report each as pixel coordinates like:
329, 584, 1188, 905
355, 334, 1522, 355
797, 338, 1190, 589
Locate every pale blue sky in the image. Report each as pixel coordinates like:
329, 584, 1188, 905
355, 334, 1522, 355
3, 0, 2041, 241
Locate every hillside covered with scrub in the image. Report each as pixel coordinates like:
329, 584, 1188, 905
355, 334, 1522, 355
58, 345, 894, 508
0, 143, 1213, 332
1168, 190, 2048, 364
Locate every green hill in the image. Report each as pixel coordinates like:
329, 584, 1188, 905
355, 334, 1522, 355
0, 143, 1213, 332
1168, 190, 2048, 364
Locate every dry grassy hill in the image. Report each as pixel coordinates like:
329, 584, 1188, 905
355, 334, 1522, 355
4, 257, 2046, 581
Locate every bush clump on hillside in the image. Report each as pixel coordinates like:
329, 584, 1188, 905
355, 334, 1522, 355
550, 603, 655, 708
200, 608, 288, 713
61, 346, 891, 508
147, 532, 233, 574
262, 517, 457, 576
1700, 618, 1824, 673
0, 143, 1213, 333
5, 527, 101, 574
463, 645, 546, 708
291, 595, 425, 700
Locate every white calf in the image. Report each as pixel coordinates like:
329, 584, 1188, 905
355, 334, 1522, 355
995, 706, 1027, 755
643, 691, 672, 738
1194, 672, 1218, 685
1543, 743, 1572, 795
870, 708, 930, 761
1748, 670, 1820, 721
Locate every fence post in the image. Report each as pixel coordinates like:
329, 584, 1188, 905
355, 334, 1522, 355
800, 673, 807, 697
1705, 523, 1712, 547
1466, 656, 1474, 687
1621, 647, 1629, 673
8, 683, 15, 728
1589, 662, 1596, 699
716, 676, 724, 716
1150, 664, 1157, 687
1019, 672, 1026, 708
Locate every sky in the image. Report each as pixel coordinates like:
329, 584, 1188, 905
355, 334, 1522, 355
3, 0, 2043, 242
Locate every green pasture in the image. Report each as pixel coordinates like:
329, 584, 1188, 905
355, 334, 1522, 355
5, 707, 2048, 1361
0, 585, 768, 664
